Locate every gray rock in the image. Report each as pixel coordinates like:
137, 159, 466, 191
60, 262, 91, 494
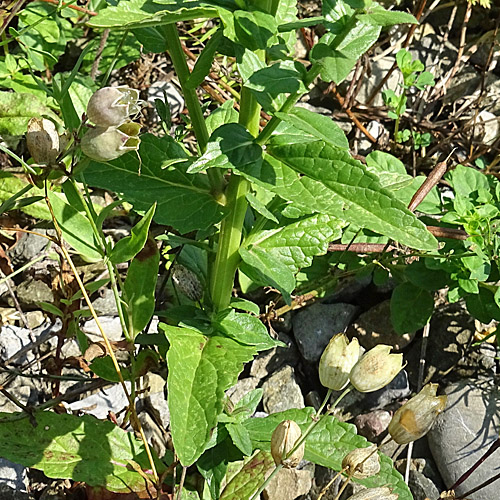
304, 466, 341, 500
148, 81, 185, 119
262, 365, 304, 414
354, 410, 392, 442
456, 342, 498, 378
0, 458, 28, 495
428, 378, 500, 500
0, 485, 31, 500
6, 230, 50, 267
82, 316, 123, 341
227, 377, 260, 405
292, 303, 358, 362
346, 300, 415, 352
250, 332, 298, 379
91, 288, 118, 316
15, 278, 54, 307
263, 467, 313, 500
408, 469, 441, 500
406, 302, 474, 386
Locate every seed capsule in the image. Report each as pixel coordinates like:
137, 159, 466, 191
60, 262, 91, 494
81, 122, 140, 162
319, 334, 360, 391
388, 384, 447, 444
26, 118, 60, 165
86, 86, 141, 127
171, 264, 203, 302
349, 344, 403, 393
342, 444, 380, 479
346, 486, 399, 500
270, 420, 304, 468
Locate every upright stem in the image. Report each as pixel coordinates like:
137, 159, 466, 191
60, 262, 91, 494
210, 86, 260, 311
163, 23, 223, 195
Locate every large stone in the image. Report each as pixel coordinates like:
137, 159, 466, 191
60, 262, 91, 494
346, 300, 414, 351
250, 332, 298, 379
408, 469, 441, 500
0, 458, 29, 498
292, 303, 358, 362
15, 278, 54, 307
428, 378, 500, 500
263, 467, 313, 500
227, 377, 260, 405
262, 365, 304, 414
406, 302, 474, 386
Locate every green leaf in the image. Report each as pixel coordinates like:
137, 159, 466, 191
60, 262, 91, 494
214, 309, 284, 350
133, 27, 168, 53
230, 297, 260, 315
233, 10, 277, 51
446, 164, 490, 200
246, 192, 279, 223
89, 356, 132, 382
274, 107, 348, 149
249, 214, 344, 272
206, 100, 239, 136
365, 151, 414, 191
243, 407, 412, 500
83, 134, 226, 233
357, 9, 418, 27
405, 260, 450, 291
186, 29, 223, 89
162, 325, 257, 466
0, 411, 161, 492
226, 423, 253, 456
239, 246, 295, 304
123, 238, 160, 338
220, 451, 274, 500
188, 124, 262, 174
466, 287, 500, 323
0, 91, 59, 137
0, 173, 50, 219
391, 282, 434, 334
88, 0, 220, 29
110, 203, 156, 264
268, 141, 437, 250
47, 190, 102, 262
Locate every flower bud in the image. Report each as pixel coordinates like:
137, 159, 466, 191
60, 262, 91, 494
346, 487, 398, 500
270, 420, 304, 468
172, 264, 203, 302
86, 86, 141, 127
349, 345, 403, 393
388, 384, 447, 444
319, 334, 360, 390
81, 122, 140, 162
26, 118, 60, 165
342, 444, 380, 479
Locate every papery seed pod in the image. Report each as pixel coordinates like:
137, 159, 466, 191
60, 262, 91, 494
270, 420, 304, 468
349, 344, 403, 393
81, 123, 140, 162
346, 486, 399, 500
319, 334, 360, 390
388, 384, 447, 444
26, 117, 60, 165
171, 264, 203, 302
87, 86, 141, 127
342, 444, 380, 479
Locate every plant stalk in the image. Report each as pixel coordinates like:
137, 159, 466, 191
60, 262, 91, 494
163, 23, 223, 195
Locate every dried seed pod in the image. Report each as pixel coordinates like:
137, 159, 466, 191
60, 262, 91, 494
26, 117, 60, 165
319, 334, 360, 390
346, 486, 399, 500
349, 345, 403, 393
270, 420, 304, 468
388, 384, 447, 444
342, 444, 380, 479
81, 122, 141, 162
171, 264, 203, 302
86, 86, 141, 127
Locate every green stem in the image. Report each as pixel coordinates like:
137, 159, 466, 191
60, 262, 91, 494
163, 23, 223, 195
210, 78, 262, 311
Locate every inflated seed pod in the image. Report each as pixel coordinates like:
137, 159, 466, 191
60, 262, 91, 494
26, 117, 60, 165
388, 384, 447, 444
349, 345, 403, 393
86, 86, 141, 127
319, 334, 360, 391
81, 122, 141, 162
270, 420, 304, 468
171, 264, 203, 302
342, 444, 380, 479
